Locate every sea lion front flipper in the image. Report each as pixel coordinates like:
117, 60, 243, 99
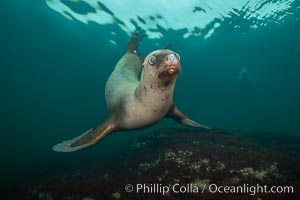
126, 29, 147, 54
166, 105, 211, 129
52, 121, 115, 152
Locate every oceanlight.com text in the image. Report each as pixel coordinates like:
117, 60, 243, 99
124, 183, 294, 196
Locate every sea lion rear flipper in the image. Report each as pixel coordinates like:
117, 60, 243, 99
166, 105, 211, 129
52, 121, 115, 152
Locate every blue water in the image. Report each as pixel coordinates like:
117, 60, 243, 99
1, 0, 300, 199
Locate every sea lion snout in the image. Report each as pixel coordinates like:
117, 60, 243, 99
163, 53, 181, 75
167, 54, 176, 63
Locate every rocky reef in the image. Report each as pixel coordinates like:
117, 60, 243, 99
5, 128, 300, 199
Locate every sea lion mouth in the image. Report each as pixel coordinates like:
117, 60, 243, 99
167, 66, 178, 74
162, 64, 180, 75
158, 64, 180, 82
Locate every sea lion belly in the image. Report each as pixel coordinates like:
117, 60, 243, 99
119, 93, 173, 129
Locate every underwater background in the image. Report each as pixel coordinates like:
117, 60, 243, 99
1, 0, 300, 199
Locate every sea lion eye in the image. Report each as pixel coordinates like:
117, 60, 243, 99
175, 53, 180, 61
148, 55, 156, 65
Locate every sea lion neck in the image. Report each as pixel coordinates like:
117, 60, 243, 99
135, 69, 176, 105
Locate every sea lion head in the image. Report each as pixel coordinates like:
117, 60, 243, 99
142, 49, 181, 87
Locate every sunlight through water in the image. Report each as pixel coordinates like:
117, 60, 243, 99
45, 0, 296, 39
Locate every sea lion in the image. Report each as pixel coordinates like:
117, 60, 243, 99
53, 32, 209, 152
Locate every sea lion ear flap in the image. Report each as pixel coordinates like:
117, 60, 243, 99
141, 56, 147, 67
